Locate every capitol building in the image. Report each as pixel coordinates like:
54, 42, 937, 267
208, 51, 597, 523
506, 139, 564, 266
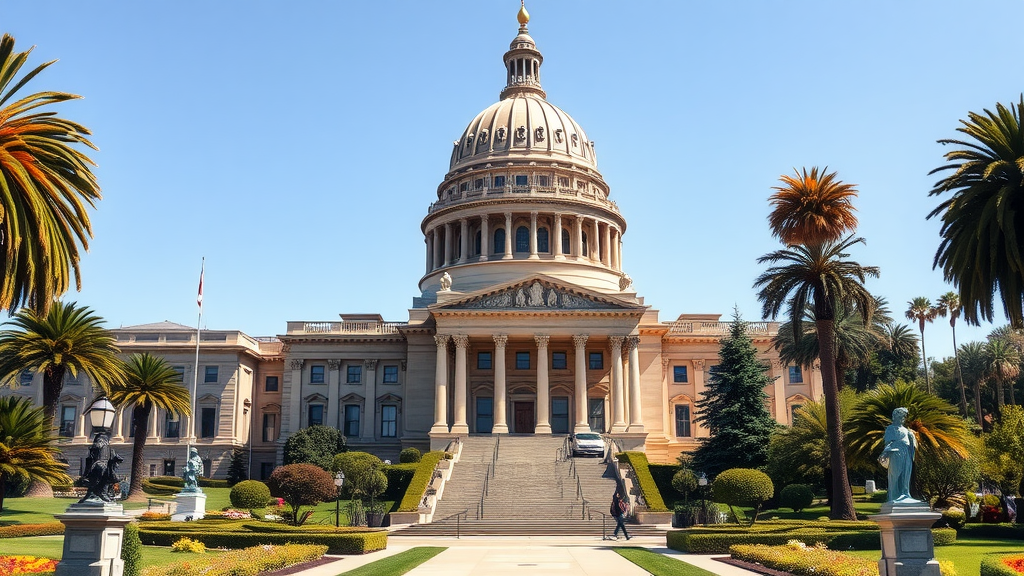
6, 7, 823, 480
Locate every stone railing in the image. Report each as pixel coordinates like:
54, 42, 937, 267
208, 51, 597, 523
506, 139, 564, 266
427, 185, 620, 215
667, 321, 779, 336
286, 321, 403, 335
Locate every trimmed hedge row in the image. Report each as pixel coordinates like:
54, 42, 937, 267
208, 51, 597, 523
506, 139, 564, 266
615, 452, 668, 511
240, 523, 380, 535
667, 524, 956, 553
0, 522, 65, 538
382, 463, 418, 506
648, 463, 681, 508
397, 451, 446, 512
138, 526, 387, 555
981, 554, 1024, 576
960, 523, 1024, 540
147, 475, 232, 489
140, 544, 327, 576
730, 543, 877, 576
141, 480, 178, 496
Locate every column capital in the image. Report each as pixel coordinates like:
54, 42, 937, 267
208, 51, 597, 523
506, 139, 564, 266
493, 334, 508, 348
693, 358, 706, 369
289, 359, 303, 370
572, 334, 589, 349
530, 210, 538, 218
434, 334, 450, 348
363, 359, 378, 371
624, 335, 640, 351
452, 334, 470, 349
575, 215, 584, 223
504, 211, 513, 219
534, 334, 550, 347
608, 335, 625, 350
770, 359, 783, 370
327, 360, 341, 370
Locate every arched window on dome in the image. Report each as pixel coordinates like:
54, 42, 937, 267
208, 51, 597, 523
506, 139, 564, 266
493, 229, 505, 254
474, 231, 482, 256
581, 232, 589, 257
538, 228, 549, 253
515, 226, 529, 253
561, 229, 571, 256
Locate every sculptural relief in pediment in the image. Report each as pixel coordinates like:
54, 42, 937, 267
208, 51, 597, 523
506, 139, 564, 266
454, 281, 616, 310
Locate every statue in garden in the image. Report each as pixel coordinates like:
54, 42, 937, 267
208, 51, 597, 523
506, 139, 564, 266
181, 447, 204, 493
878, 407, 919, 503
77, 433, 124, 503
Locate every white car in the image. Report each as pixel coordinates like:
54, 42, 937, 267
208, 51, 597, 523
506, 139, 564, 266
571, 432, 605, 457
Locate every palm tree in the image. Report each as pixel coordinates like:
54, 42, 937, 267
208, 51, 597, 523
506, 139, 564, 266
109, 353, 191, 501
0, 396, 72, 513
755, 235, 879, 520
935, 292, 968, 416
927, 96, 1024, 328
768, 167, 859, 246
958, 341, 989, 428
905, 297, 938, 393
985, 339, 1020, 414
0, 34, 101, 315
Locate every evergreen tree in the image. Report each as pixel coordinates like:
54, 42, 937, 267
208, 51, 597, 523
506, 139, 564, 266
693, 310, 779, 477
227, 448, 249, 486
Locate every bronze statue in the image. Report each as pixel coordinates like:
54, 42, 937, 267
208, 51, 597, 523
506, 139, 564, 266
77, 433, 123, 503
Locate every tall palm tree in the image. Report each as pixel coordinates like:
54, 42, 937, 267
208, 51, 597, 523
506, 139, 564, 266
927, 96, 1024, 328
985, 339, 1020, 414
768, 167, 859, 246
958, 341, 989, 428
935, 292, 968, 416
109, 353, 191, 501
755, 235, 879, 520
0, 302, 123, 426
0, 34, 101, 315
0, 396, 71, 512
905, 297, 938, 393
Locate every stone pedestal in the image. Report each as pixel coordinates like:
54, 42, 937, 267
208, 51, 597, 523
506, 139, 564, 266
870, 502, 942, 576
171, 491, 207, 522
54, 502, 133, 576
865, 480, 877, 494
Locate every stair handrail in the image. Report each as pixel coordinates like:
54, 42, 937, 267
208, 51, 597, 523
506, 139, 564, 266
437, 508, 469, 539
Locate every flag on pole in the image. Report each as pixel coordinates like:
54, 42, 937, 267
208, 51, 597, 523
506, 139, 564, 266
197, 260, 204, 309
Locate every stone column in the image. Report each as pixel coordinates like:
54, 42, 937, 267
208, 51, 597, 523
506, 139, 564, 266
573, 334, 590, 433
810, 360, 824, 401
574, 216, 584, 260
112, 408, 125, 442
610, 228, 618, 270
432, 228, 441, 271
451, 335, 470, 434
692, 359, 707, 437
503, 212, 513, 259
443, 222, 452, 267
430, 335, 450, 434
479, 215, 489, 261
626, 336, 645, 432
425, 236, 432, 274
361, 360, 378, 440
529, 211, 539, 259
609, 336, 627, 432
327, 360, 341, 428
602, 222, 612, 266
593, 217, 601, 262
535, 335, 552, 434
553, 213, 565, 259
458, 218, 469, 264
286, 359, 303, 441
493, 335, 509, 434
770, 359, 786, 424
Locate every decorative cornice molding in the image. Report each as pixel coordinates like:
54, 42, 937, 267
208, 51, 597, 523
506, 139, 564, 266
289, 359, 303, 370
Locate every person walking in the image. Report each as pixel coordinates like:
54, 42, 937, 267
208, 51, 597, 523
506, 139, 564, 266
611, 488, 631, 540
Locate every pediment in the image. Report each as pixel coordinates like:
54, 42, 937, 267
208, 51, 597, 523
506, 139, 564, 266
432, 275, 644, 312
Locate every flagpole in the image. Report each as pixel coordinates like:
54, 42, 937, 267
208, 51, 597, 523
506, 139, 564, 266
189, 258, 204, 465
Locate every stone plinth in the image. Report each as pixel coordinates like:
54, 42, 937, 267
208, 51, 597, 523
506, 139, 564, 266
54, 502, 134, 576
607, 432, 648, 452
870, 502, 942, 576
171, 491, 207, 522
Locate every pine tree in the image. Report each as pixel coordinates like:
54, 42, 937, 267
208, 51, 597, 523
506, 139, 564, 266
692, 310, 779, 477
227, 448, 249, 486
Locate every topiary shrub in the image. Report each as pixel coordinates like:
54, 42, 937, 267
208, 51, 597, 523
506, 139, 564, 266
399, 448, 422, 464
283, 425, 347, 470
779, 484, 815, 513
712, 468, 774, 525
121, 522, 142, 576
230, 480, 272, 509
266, 464, 337, 526
940, 508, 966, 530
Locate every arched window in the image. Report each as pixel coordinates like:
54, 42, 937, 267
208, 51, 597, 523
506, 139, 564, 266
474, 231, 482, 256
537, 228, 549, 252
493, 229, 505, 254
561, 229, 571, 255
581, 232, 589, 257
515, 226, 529, 252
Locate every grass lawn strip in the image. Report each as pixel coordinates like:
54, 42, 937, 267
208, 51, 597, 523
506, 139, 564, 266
613, 547, 719, 576
334, 546, 446, 576
0, 536, 224, 567
846, 537, 1023, 576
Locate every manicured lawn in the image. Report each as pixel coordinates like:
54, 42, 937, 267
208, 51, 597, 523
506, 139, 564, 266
735, 497, 883, 522
846, 537, 1022, 576
0, 497, 146, 525
614, 547, 719, 576
0, 536, 224, 567
335, 546, 446, 576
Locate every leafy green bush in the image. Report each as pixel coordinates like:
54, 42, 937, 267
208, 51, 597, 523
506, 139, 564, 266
230, 480, 271, 509
0, 522, 64, 538
615, 452, 669, 511
141, 544, 328, 576
932, 527, 957, 546
381, 463, 417, 506
649, 463, 682, 508
283, 424, 347, 470
138, 526, 387, 554
399, 448, 422, 463
397, 451, 446, 512
959, 523, 1024, 539
981, 554, 1024, 576
171, 537, 207, 553
712, 468, 774, 524
266, 464, 337, 526
121, 522, 142, 576
940, 508, 966, 530
780, 484, 815, 513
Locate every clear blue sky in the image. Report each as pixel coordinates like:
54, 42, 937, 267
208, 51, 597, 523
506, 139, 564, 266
4, 1, 1021, 362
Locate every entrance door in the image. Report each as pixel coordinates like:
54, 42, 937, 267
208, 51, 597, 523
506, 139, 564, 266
514, 402, 535, 433
551, 397, 570, 434
588, 398, 605, 432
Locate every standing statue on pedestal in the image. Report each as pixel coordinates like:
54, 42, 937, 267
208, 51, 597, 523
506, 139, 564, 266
77, 432, 124, 503
878, 407, 919, 503
181, 447, 204, 493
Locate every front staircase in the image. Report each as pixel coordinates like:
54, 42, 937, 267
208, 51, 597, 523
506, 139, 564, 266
393, 435, 663, 537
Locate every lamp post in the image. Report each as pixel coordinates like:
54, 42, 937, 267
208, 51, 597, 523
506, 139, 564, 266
334, 471, 345, 527
80, 396, 119, 503
698, 473, 709, 526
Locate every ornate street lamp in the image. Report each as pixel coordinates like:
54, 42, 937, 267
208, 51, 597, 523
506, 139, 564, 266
698, 473, 709, 526
87, 396, 117, 432
78, 396, 122, 504
334, 472, 345, 527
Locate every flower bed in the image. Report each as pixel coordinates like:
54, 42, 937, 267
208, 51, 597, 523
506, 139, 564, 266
0, 523, 65, 538
0, 555, 58, 575
731, 541, 956, 576
982, 554, 1024, 576
138, 521, 387, 554
665, 521, 955, 553
141, 544, 327, 576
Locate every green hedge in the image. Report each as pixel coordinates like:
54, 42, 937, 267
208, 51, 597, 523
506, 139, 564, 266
666, 523, 956, 554
397, 450, 446, 512
981, 554, 1024, 576
648, 463, 682, 508
147, 475, 232, 489
382, 463, 418, 507
240, 523, 380, 535
730, 543, 878, 576
138, 526, 387, 554
141, 479, 178, 496
141, 543, 327, 576
615, 452, 668, 511
0, 522, 65, 538
122, 522, 142, 576
960, 523, 1024, 539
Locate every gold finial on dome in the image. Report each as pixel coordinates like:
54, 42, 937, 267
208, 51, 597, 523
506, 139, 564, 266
517, 1, 530, 27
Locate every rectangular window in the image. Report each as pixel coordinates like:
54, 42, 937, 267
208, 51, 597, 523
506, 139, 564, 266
346, 365, 362, 384
588, 352, 604, 370
64, 372, 81, 386
383, 365, 399, 383
165, 413, 180, 438
265, 376, 279, 392
60, 406, 76, 437
493, 175, 506, 187
261, 463, 275, 480
172, 366, 186, 381
381, 405, 397, 438
551, 352, 567, 370
675, 405, 692, 437
558, 176, 570, 187
150, 464, 157, 477
537, 175, 549, 187
308, 405, 324, 427
477, 352, 492, 370
515, 351, 530, 370
310, 365, 325, 384
163, 459, 175, 477
551, 397, 570, 435
515, 174, 528, 186
673, 365, 688, 383
262, 413, 277, 442
476, 397, 493, 434
474, 178, 483, 189
201, 407, 216, 438
344, 405, 361, 437
788, 366, 803, 383
460, 181, 468, 192
204, 366, 218, 384
20, 370, 33, 385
